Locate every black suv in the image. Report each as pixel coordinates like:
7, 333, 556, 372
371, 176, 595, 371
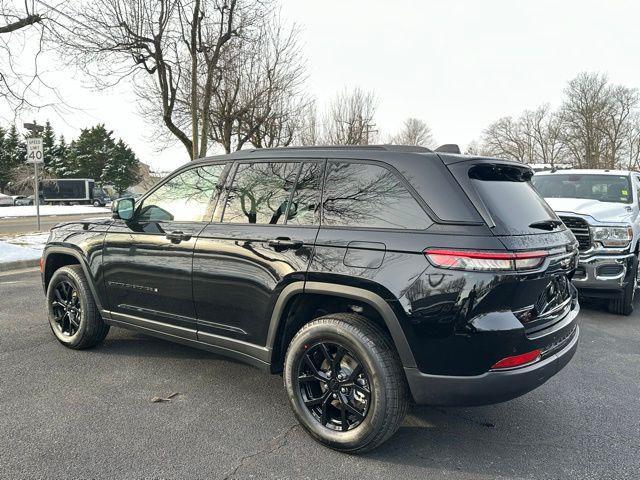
42, 146, 580, 452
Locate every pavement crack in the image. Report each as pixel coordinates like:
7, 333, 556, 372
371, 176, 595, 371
220, 423, 300, 480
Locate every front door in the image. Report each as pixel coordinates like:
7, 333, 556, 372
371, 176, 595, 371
193, 160, 324, 348
102, 163, 229, 337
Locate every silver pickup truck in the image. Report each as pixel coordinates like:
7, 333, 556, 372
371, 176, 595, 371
532, 169, 639, 315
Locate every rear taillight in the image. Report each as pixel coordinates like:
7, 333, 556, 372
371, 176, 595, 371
424, 249, 547, 272
39, 256, 44, 273
491, 349, 541, 370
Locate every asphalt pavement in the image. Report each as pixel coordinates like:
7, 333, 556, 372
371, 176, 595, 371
1, 269, 639, 479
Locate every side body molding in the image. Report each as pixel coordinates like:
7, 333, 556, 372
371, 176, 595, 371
266, 281, 417, 368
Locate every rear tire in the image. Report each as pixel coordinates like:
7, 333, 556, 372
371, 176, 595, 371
283, 313, 408, 453
47, 265, 109, 349
608, 256, 638, 316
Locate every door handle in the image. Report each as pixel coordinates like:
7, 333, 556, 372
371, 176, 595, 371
267, 237, 304, 251
166, 231, 192, 243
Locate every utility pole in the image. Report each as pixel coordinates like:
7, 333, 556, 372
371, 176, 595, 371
24, 121, 44, 231
340, 116, 378, 145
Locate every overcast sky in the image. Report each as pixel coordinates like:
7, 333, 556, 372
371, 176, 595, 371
4, 0, 640, 172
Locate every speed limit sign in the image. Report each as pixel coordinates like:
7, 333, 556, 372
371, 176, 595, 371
26, 137, 44, 164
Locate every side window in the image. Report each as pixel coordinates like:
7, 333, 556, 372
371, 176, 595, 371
322, 162, 431, 229
223, 162, 299, 224
635, 175, 640, 206
136, 164, 226, 223
287, 162, 322, 225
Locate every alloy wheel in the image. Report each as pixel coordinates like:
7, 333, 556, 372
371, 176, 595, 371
51, 280, 82, 337
296, 341, 371, 432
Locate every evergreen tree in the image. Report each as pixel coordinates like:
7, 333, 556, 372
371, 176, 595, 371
42, 120, 56, 171
101, 139, 140, 194
6, 124, 26, 166
49, 135, 70, 177
67, 124, 115, 179
0, 125, 26, 193
0, 127, 8, 192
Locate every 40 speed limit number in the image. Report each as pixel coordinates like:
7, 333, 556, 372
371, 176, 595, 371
26, 137, 44, 164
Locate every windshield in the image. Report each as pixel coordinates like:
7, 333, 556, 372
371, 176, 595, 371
531, 174, 632, 204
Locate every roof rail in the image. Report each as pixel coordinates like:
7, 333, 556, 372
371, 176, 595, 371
229, 144, 433, 155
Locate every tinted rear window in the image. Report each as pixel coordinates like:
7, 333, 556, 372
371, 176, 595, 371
468, 164, 558, 235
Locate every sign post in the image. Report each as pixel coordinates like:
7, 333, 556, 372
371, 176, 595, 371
26, 135, 44, 231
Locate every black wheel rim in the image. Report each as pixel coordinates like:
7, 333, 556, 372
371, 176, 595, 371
51, 280, 81, 337
297, 342, 371, 432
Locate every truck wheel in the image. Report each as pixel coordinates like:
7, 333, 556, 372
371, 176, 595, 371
608, 256, 638, 316
93, 200, 101, 207
47, 265, 110, 349
283, 313, 408, 453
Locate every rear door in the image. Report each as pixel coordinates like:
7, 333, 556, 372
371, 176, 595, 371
193, 159, 323, 347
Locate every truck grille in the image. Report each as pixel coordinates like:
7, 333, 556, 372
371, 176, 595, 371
559, 216, 591, 251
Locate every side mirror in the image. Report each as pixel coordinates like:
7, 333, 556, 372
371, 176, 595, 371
112, 197, 135, 220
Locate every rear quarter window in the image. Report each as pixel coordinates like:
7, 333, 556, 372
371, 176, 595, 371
322, 161, 431, 230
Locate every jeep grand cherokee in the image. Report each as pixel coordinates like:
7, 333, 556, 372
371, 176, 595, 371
42, 145, 580, 452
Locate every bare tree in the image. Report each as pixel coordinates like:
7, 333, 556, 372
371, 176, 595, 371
0, 1, 42, 34
205, 16, 308, 153
0, 0, 57, 111
464, 140, 495, 157
600, 85, 639, 168
525, 105, 567, 167
390, 117, 434, 147
56, 0, 270, 160
559, 72, 611, 168
481, 116, 531, 163
325, 88, 378, 145
293, 101, 320, 146
623, 114, 640, 170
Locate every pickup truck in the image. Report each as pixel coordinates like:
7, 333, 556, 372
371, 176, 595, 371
532, 169, 639, 315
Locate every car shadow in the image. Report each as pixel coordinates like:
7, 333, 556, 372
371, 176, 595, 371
94, 330, 247, 367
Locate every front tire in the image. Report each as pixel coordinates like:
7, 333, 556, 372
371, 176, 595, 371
608, 256, 638, 316
47, 265, 109, 348
283, 313, 408, 453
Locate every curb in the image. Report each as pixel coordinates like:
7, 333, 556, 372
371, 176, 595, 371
0, 258, 40, 273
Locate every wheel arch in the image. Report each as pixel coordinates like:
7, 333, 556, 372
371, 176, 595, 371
267, 281, 417, 373
43, 246, 104, 311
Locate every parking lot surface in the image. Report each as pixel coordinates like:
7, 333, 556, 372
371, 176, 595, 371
1, 269, 639, 479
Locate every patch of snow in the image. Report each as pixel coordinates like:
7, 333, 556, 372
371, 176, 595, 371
0, 242, 41, 262
0, 232, 48, 263
0, 204, 110, 218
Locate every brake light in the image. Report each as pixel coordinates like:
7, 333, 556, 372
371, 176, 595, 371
424, 249, 547, 272
39, 256, 44, 273
491, 349, 541, 370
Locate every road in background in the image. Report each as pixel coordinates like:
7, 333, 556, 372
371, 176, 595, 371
1, 270, 639, 479
0, 213, 106, 235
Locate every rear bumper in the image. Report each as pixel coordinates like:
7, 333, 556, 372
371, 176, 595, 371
572, 252, 634, 292
405, 322, 579, 406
